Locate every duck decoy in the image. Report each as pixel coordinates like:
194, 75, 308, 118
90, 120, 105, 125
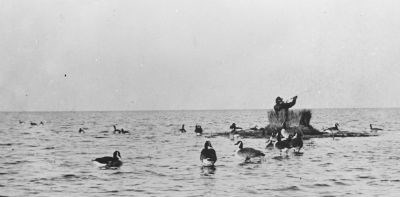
200, 141, 217, 167
78, 128, 85, 133
265, 136, 275, 149
290, 131, 303, 153
370, 124, 382, 133
113, 125, 121, 134
195, 125, 203, 136
235, 141, 265, 162
93, 151, 123, 168
120, 128, 130, 134
274, 129, 293, 155
323, 123, 340, 139
179, 124, 186, 133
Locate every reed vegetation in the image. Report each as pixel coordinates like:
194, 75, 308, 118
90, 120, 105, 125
267, 109, 312, 127
267, 109, 321, 135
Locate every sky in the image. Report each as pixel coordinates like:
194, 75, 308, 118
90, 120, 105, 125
1, 0, 400, 111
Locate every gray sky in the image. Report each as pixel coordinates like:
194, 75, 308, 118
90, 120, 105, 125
1, 0, 400, 111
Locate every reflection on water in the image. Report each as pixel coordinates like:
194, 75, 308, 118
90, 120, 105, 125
0, 109, 400, 196
201, 166, 216, 176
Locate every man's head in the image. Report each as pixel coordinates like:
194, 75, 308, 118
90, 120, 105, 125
275, 97, 283, 104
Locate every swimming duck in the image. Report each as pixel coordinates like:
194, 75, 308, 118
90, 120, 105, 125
78, 128, 85, 133
113, 125, 121, 134
265, 136, 275, 148
120, 128, 130, 134
235, 141, 265, 162
370, 124, 382, 133
200, 141, 217, 167
290, 131, 303, 153
93, 151, 123, 168
195, 125, 203, 136
179, 124, 186, 133
274, 130, 293, 155
323, 123, 340, 139
30, 122, 37, 126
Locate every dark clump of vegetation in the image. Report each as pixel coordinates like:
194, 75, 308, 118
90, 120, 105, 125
267, 109, 321, 135
213, 109, 376, 139
268, 109, 312, 127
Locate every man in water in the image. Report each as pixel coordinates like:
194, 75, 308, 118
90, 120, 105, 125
274, 96, 298, 124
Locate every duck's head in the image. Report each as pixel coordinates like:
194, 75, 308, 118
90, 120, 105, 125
335, 123, 340, 127
294, 131, 303, 139
234, 141, 243, 149
113, 151, 121, 160
265, 136, 274, 149
204, 141, 212, 149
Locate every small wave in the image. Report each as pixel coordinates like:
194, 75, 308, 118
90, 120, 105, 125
272, 186, 300, 191
4, 160, 29, 165
381, 179, 400, 182
388, 156, 400, 160
0, 143, 12, 146
319, 163, 332, 167
111, 171, 134, 175
357, 175, 376, 179
144, 170, 167, 177
334, 181, 348, 185
62, 174, 80, 179
272, 155, 288, 160
314, 183, 330, 187
351, 167, 368, 171
135, 156, 153, 160
125, 189, 146, 192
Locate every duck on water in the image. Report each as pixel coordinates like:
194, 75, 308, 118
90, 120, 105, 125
113, 125, 129, 134
370, 124, 383, 133
93, 151, 123, 168
195, 125, 203, 136
78, 128, 85, 133
200, 141, 217, 167
323, 123, 341, 139
290, 131, 304, 154
273, 129, 293, 155
235, 141, 265, 162
179, 124, 186, 133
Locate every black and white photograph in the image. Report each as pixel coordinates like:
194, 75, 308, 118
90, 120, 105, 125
1, 0, 400, 196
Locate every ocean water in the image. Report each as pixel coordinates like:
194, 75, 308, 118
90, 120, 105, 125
1, 109, 400, 196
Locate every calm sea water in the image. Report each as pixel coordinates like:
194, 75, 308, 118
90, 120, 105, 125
1, 109, 400, 196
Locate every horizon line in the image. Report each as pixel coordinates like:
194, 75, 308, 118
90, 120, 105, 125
1, 106, 399, 113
